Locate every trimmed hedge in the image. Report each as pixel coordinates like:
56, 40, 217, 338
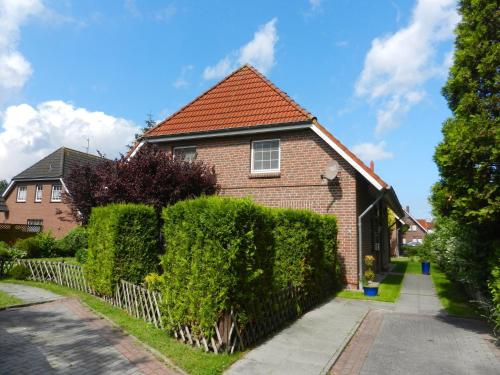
56, 226, 87, 257
85, 203, 159, 296
160, 196, 338, 336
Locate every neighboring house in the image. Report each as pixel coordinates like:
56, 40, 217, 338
0, 147, 105, 238
132, 65, 404, 288
401, 206, 430, 246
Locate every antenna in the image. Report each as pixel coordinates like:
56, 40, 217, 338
321, 160, 339, 182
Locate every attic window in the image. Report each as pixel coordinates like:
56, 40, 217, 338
51, 185, 62, 202
251, 139, 280, 173
16, 186, 27, 202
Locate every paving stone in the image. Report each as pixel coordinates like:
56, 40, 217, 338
0, 293, 178, 375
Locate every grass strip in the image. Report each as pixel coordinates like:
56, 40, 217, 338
335, 273, 405, 303
430, 265, 479, 318
0, 279, 241, 375
0, 289, 23, 308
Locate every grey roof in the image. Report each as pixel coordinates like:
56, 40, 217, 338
13, 147, 107, 181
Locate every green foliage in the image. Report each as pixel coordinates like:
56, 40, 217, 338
56, 226, 87, 257
432, 0, 499, 229
487, 244, 500, 338
8, 264, 30, 280
160, 196, 338, 337
144, 272, 163, 292
75, 248, 88, 264
272, 209, 337, 295
85, 203, 159, 296
427, 217, 489, 290
14, 232, 57, 258
417, 237, 432, 262
401, 244, 420, 257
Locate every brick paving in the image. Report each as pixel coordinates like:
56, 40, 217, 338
330, 274, 500, 375
0, 298, 179, 375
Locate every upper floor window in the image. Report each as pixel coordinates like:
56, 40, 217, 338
35, 185, 43, 202
251, 139, 280, 173
173, 146, 197, 162
16, 186, 27, 202
411, 225, 417, 232
51, 185, 62, 202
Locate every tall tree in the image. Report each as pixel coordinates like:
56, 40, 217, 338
0, 179, 8, 196
432, 0, 499, 235
64, 144, 219, 224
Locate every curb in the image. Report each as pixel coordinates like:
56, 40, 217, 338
320, 308, 371, 375
0, 297, 64, 311
78, 299, 188, 375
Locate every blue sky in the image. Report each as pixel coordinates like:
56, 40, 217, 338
0, 0, 460, 219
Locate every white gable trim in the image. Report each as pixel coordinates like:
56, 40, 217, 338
1, 180, 15, 198
310, 125, 384, 191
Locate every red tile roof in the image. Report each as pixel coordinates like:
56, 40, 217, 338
145, 65, 314, 137
142, 64, 389, 190
417, 219, 433, 231
313, 121, 388, 188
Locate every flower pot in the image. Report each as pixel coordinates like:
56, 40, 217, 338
421, 261, 431, 275
363, 283, 379, 297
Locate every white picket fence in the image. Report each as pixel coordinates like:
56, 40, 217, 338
11, 259, 242, 353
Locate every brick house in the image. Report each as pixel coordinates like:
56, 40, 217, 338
401, 206, 430, 246
1, 147, 105, 238
132, 65, 404, 288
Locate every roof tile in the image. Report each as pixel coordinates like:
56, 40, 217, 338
145, 65, 314, 137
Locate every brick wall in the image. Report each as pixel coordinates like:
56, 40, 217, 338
0, 181, 77, 238
157, 128, 365, 287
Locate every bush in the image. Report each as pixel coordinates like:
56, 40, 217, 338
8, 264, 31, 280
75, 248, 88, 264
272, 209, 337, 295
85, 203, 159, 296
160, 196, 338, 337
56, 226, 87, 257
14, 232, 57, 258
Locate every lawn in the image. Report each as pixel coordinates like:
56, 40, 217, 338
430, 265, 479, 318
0, 289, 22, 308
335, 273, 405, 303
0, 279, 241, 375
391, 256, 421, 274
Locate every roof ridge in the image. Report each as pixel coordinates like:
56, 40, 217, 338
244, 65, 315, 121
144, 65, 252, 137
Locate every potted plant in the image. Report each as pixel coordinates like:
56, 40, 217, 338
418, 242, 431, 275
363, 255, 379, 296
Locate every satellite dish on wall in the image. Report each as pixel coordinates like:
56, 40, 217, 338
322, 160, 339, 181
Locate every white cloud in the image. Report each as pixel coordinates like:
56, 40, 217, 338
173, 65, 194, 89
0, 101, 137, 179
309, 0, 322, 10
154, 3, 177, 22
203, 18, 278, 80
355, 0, 459, 134
352, 141, 394, 163
0, 0, 44, 103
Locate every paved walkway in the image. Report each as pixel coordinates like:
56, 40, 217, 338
225, 298, 393, 375
0, 284, 178, 375
331, 274, 500, 375
0, 282, 63, 304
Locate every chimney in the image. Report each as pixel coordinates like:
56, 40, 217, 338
406, 205, 410, 213
370, 160, 375, 171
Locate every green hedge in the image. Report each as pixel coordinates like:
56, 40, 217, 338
85, 203, 159, 296
160, 196, 338, 336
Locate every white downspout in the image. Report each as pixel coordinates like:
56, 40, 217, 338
357, 191, 385, 290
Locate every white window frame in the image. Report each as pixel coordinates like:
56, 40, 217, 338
51, 185, 62, 202
411, 225, 417, 232
251, 139, 281, 174
173, 146, 197, 162
16, 185, 27, 202
35, 184, 43, 202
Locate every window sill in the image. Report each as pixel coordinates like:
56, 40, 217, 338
248, 172, 281, 179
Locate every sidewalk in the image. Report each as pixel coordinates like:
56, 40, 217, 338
225, 298, 392, 375
331, 274, 500, 375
